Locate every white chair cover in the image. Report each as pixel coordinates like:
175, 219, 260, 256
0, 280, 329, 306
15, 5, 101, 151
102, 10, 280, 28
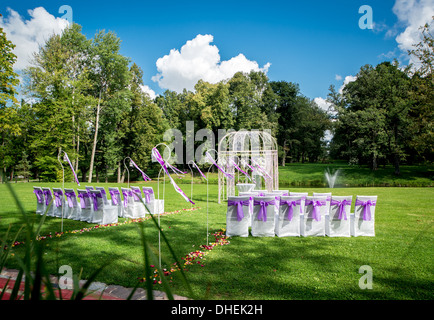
33, 186, 45, 215
77, 189, 92, 222
312, 192, 332, 214
251, 196, 276, 237
289, 192, 308, 213
142, 187, 164, 215
303, 196, 328, 237
89, 190, 118, 225
272, 190, 289, 196
353, 195, 377, 237
64, 188, 81, 220
42, 187, 55, 217
89, 190, 104, 224
131, 186, 147, 218
328, 196, 352, 237
226, 196, 251, 237
275, 196, 302, 237
95, 186, 109, 205
52, 188, 65, 218
108, 187, 124, 217
238, 192, 256, 226
85, 186, 94, 191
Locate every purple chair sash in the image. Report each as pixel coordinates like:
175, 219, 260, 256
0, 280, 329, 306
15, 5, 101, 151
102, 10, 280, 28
355, 199, 376, 221
33, 189, 43, 204
228, 200, 250, 221
64, 191, 76, 208
122, 189, 133, 208
305, 200, 326, 221
330, 199, 352, 220
279, 199, 302, 221
53, 190, 63, 207
109, 189, 121, 205
253, 199, 276, 222
131, 188, 141, 201
77, 192, 90, 209
90, 192, 103, 211
142, 188, 154, 203
43, 189, 52, 206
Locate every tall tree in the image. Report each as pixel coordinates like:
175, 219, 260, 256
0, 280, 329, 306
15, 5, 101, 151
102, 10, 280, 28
87, 30, 130, 182
0, 27, 20, 181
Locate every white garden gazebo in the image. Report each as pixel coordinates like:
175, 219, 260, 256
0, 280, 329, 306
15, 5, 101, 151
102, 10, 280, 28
217, 130, 279, 203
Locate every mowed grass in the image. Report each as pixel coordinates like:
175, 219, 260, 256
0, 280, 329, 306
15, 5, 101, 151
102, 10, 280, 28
1, 178, 433, 300
279, 162, 433, 187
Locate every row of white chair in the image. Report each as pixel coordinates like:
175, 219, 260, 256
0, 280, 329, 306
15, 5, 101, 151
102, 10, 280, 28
227, 190, 377, 237
33, 186, 164, 225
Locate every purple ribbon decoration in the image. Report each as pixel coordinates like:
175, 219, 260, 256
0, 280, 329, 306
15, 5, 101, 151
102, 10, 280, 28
355, 199, 376, 221
64, 191, 76, 208
90, 192, 103, 211
190, 161, 207, 180
230, 159, 252, 181
253, 199, 276, 222
152, 147, 195, 205
252, 160, 272, 180
330, 199, 352, 220
63, 152, 80, 186
33, 189, 43, 203
142, 188, 154, 203
130, 159, 151, 181
109, 189, 121, 205
131, 188, 141, 201
43, 189, 52, 206
77, 192, 90, 209
122, 189, 133, 208
228, 199, 250, 221
305, 200, 326, 221
280, 199, 301, 221
205, 152, 234, 179
53, 190, 63, 207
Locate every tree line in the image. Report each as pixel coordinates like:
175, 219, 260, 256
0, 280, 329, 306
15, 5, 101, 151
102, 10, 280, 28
0, 19, 432, 183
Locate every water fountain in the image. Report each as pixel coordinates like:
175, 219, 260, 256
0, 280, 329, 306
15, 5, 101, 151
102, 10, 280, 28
325, 168, 340, 188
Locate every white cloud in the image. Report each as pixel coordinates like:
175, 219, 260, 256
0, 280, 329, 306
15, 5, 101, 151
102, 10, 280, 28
140, 85, 157, 100
152, 34, 271, 92
314, 97, 332, 113
335, 74, 342, 81
339, 75, 357, 94
0, 7, 69, 70
392, 0, 434, 64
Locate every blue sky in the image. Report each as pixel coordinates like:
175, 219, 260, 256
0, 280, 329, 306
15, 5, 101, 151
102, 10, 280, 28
1, 0, 432, 104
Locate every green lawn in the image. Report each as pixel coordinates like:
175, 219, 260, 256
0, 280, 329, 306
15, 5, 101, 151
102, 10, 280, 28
279, 162, 433, 187
1, 178, 433, 300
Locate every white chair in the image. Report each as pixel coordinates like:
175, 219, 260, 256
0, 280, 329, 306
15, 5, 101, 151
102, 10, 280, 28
42, 187, 55, 217
89, 190, 118, 225
108, 187, 124, 217
238, 192, 256, 225
289, 192, 308, 214
303, 196, 328, 237
77, 189, 92, 222
52, 188, 65, 218
273, 190, 289, 196
85, 186, 94, 192
328, 196, 352, 237
353, 196, 377, 237
64, 188, 81, 220
33, 186, 45, 215
131, 186, 147, 218
276, 196, 302, 237
95, 186, 109, 205
142, 187, 164, 215
226, 196, 251, 237
251, 196, 276, 237
313, 192, 332, 234
121, 187, 135, 219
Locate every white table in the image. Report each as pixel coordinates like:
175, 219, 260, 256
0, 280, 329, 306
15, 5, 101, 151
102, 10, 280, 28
236, 183, 256, 193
